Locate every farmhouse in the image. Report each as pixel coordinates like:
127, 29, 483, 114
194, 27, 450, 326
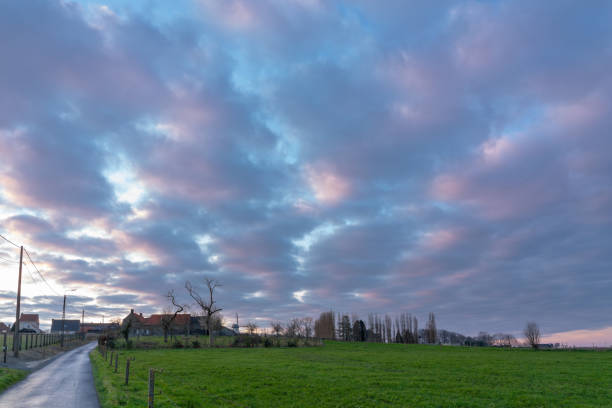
122, 309, 236, 337
11, 313, 42, 333
122, 309, 191, 337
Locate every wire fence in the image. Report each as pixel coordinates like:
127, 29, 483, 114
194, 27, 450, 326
94, 344, 250, 408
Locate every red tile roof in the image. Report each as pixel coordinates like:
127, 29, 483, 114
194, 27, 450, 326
124, 311, 191, 327
144, 314, 191, 326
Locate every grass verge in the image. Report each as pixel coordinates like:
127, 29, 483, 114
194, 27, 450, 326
0, 367, 27, 394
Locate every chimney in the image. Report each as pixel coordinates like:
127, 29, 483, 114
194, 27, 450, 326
140, 313, 143, 317
131, 309, 134, 314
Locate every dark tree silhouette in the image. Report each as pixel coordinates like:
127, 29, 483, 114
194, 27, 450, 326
185, 278, 222, 347
161, 290, 184, 343
524, 322, 541, 349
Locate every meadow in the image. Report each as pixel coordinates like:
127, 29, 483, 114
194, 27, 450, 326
90, 340, 612, 407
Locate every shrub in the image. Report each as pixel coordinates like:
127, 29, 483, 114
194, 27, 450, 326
192, 340, 201, 348
264, 337, 273, 348
232, 334, 262, 348
287, 339, 298, 347
106, 336, 116, 349
172, 341, 184, 349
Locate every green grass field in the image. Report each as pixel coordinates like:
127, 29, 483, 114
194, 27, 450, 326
0, 367, 27, 394
90, 341, 612, 407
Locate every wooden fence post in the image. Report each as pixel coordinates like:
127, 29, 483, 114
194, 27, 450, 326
114, 353, 119, 373
125, 357, 135, 385
2, 332, 6, 363
148, 369, 155, 408
148, 368, 164, 408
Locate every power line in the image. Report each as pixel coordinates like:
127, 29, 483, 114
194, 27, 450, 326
23, 247, 61, 296
0, 255, 19, 263
22, 260, 39, 285
0, 233, 20, 248
22, 260, 52, 299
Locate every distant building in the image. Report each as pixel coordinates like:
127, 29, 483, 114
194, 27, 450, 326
0, 322, 9, 333
80, 322, 120, 335
537, 343, 555, 349
19, 313, 40, 333
122, 309, 191, 337
11, 313, 42, 333
122, 309, 235, 337
50, 319, 81, 334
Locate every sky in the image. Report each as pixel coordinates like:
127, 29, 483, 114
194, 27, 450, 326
0, 0, 611, 346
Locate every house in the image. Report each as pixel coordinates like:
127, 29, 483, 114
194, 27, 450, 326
0, 322, 9, 333
121, 309, 235, 337
122, 309, 191, 337
50, 319, 81, 334
80, 322, 120, 335
16, 313, 41, 333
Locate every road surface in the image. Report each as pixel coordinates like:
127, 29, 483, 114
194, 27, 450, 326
0, 342, 99, 408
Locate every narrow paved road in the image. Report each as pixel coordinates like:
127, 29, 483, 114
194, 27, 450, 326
0, 342, 99, 408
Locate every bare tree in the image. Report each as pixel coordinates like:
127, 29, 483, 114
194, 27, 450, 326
492, 333, 517, 347
384, 315, 392, 344
246, 322, 258, 335
303, 317, 313, 339
285, 318, 301, 338
161, 290, 184, 343
426, 312, 437, 344
339, 315, 351, 341
314, 311, 335, 339
185, 278, 222, 347
271, 321, 283, 337
524, 321, 541, 349
120, 316, 133, 343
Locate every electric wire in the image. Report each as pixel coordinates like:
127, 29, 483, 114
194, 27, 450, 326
23, 260, 39, 285
0, 233, 20, 248
22, 260, 53, 299
0, 255, 18, 263
23, 247, 62, 296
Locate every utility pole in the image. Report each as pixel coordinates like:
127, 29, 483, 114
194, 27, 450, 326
82, 308, 85, 325
61, 294, 66, 347
13, 246, 23, 357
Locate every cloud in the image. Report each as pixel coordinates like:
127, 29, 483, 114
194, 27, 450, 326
0, 0, 611, 342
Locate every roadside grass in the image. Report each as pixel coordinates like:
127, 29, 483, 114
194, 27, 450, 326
90, 341, 612, 407
0, 367, 27, 394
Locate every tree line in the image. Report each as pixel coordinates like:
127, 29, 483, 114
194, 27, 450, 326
127, 277, 544, 349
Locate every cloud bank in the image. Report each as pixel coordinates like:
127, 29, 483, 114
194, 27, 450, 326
0, 0, 611, 344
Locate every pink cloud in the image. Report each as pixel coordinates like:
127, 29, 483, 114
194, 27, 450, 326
304, 164, 351, 205
541, 326, 612, 347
